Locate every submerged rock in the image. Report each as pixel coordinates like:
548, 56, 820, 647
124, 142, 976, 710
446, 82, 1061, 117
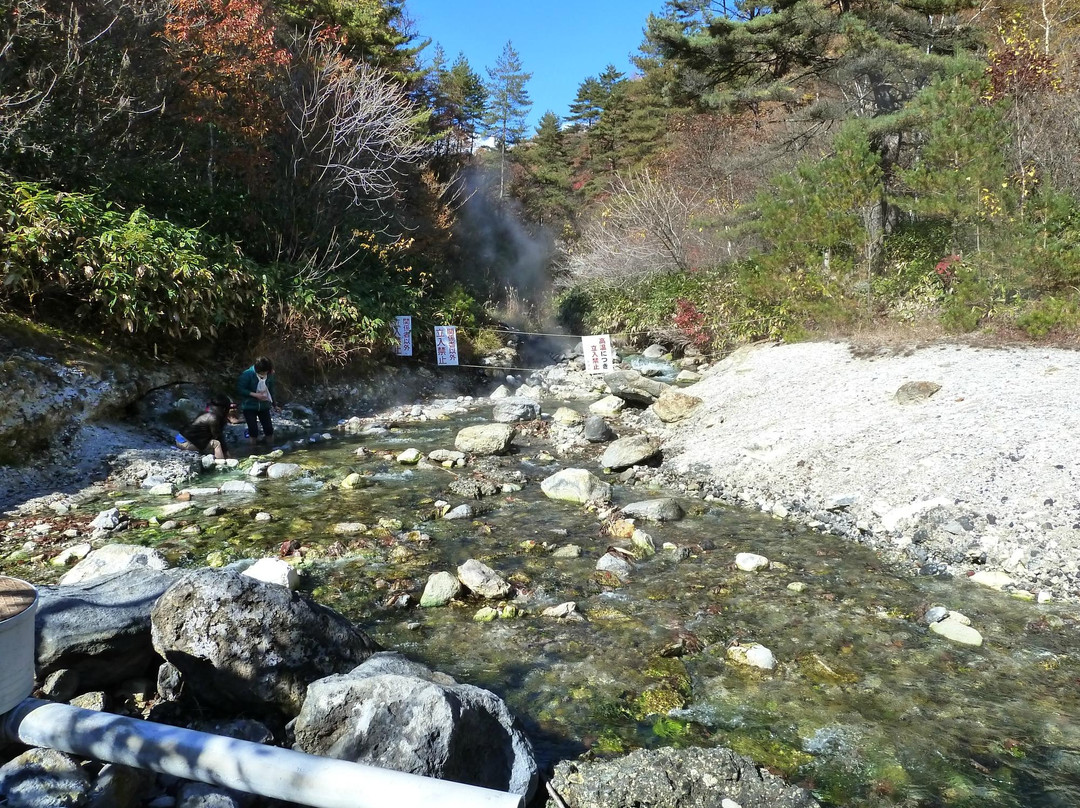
541, 468, 612, 505
728, 642, 777, 670
457, 559, 512, 600
621, 498, 684, 522
546, 746, 819, 808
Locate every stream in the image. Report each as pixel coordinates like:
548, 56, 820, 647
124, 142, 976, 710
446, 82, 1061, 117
6, 398, 1080, 808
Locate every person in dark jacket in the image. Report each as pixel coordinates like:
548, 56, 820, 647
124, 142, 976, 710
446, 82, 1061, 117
237, 356, 277, 446
176, 395, 231, 459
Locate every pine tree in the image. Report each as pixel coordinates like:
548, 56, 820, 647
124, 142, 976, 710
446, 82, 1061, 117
483, 41, 533, 199
647, 0, 984, 118
443, 53, 488, 154
567, 77, 606, 130
517, 111, 574, 227
277, 0, 425, 83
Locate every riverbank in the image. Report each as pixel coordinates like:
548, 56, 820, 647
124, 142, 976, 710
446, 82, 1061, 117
654, 340, 1080, 603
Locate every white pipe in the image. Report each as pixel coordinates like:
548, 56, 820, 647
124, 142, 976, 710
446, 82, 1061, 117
2, 699, 523, 808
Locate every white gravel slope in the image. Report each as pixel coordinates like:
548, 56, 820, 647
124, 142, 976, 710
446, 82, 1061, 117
660, 340, 1080, 601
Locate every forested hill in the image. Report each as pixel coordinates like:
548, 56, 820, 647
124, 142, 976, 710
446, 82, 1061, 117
3, 1, 1080, 383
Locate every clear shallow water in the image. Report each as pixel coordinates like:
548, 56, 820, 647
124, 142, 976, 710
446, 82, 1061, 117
10, 411, 1080, 807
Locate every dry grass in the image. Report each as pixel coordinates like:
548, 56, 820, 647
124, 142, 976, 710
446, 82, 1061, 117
825, 316, 1080, 358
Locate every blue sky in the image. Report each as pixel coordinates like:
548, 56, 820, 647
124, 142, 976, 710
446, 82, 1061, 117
405, 0, 667, 132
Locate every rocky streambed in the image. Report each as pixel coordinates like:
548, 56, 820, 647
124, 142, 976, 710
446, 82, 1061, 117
2, 339, 1080, 808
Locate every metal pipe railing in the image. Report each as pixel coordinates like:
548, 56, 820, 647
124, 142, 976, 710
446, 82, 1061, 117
1, 698, 523, 808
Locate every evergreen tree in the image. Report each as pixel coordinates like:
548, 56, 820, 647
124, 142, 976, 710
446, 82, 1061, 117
645, 0, 987, 246
567, 77, 606, 130
483, 41, 533, 199
442, 53, 488, 154
277, 0, 425, 83
517, 111, 574, 228
646, 0, 984, 119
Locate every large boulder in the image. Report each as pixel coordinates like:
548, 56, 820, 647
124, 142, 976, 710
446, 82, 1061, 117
150, 569, 380, 715
36, 567, 179, 689
59, 543, 170, 586
603, 370, 669, 405
651, 388, 703, 424
454, 423, 516, 456
599, 435, 661, 471
546, 746, 819, 808
293, 652, 537, 801
492, 398, 541, 423
540, 469, 612, 505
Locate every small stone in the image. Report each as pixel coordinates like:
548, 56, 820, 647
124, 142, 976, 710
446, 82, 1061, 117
90, 508, 121, 530
735, 552, 769, 572
397, 448, 423, 465
924, 606, 949, 624
930, 618, 983, 646
727, 642, 776, 670
970, 570, 1015, 590
254, 512, 273, 522
542, 602, 577, 619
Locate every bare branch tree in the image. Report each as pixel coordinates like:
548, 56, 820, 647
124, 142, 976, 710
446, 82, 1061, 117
560, 169, 708, 286
273, 33, 427, 278
285, 37, 425, 209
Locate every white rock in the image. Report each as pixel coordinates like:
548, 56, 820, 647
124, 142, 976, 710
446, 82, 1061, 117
589, 395, 625, 416
243, 558, 299, 590
61, 544, 169, 585
90, 508, 121, 530
219, 481, 257, 495
541, 602, 578, 619
735, 552, 769, 572
51, 543, 93, 567
727, 642, 776, 670
397, 448, 423, 465
970, 570, 1015, 590
930, 618, 983, 646
879, 497, 952, 532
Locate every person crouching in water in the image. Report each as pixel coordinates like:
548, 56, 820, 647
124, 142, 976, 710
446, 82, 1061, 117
176, 395, 231, 459
237, 356, 277, 447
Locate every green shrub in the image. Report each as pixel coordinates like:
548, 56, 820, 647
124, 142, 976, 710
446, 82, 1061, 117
1, 177, 260, 342
1014, 296, 1080, 338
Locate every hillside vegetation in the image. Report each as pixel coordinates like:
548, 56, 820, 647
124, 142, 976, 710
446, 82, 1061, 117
3, 0, 1080, 377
